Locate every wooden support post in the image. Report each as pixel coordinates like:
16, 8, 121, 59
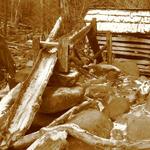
58, 37, 69, 73
106, 31, 112, 64
87, 18, 103, 63
32, 36, 40, 64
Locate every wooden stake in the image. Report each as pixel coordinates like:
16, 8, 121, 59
106, 31, 112, 64
32, 36, 40, 64
58, 37, 69, 73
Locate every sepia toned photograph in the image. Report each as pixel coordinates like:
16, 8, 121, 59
0, 0, 150, 149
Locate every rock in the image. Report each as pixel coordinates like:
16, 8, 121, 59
136, 80, 150, 104
111, 122, 127, 140
127, 114, 150, 141
67, 138, 97, 150
145, 94, 150, 111
103, 96, 130, 120
26, 60, 33, 67
68, 108, 113, 138
49, 69, 79, 87
85, 83, 113, 103
32, 113, 61, 128
89, 63, 121, 77
39, 86, 85, 114
15, 68, 32, 83
113, 60, 139, 77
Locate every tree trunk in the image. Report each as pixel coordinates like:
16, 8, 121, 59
10, 0, 15, 25
14, 0, 21, 26
11, 0, 21, 26
59, 0, 86, 36
4, 0, 8, 36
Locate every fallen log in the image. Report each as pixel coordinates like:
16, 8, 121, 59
0, 49, 57, 149
12, 99, 95, 149
27, 123, 150, 150
27, 130, 67, 150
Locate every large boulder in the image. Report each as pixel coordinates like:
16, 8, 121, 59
68, 108, 113, 138
103, 96, 130, 120
67, 138, 98, 150
127, 114, 150, 141
67, 109, 113, 150
48, 69, 79, 87
85, 83, 113, 103
113, 60, 139, 77
40, 86, 85, 114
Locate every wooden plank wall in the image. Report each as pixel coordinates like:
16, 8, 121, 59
97, 33, 150, 76
85, 9, 150, 76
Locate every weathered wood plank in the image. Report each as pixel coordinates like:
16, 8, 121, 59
96, 22, 150, 33
85, 15, 150, 24
69, 24, 91, 46
100, 45, 150, 54
27, 40, 59, 48
115, 58, 150, 65
87, 18, 103, 62
109, 50, 150, 59
99, 41, 150, 50
113, 47, 150, 55
46, 16, 62, 42
32, 36, 40, 64
57, 37, 69, 73
86, 10, 150, 17
106, 31, 112, 64
0, 83, 22, 130
0, 50, 57, 149
97, 36, 150, 44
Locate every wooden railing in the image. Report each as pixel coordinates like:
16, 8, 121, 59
27, 17, 108, 73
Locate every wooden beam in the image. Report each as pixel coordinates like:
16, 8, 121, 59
106, 31, 112, 64
99, 41, 150, 50
87, 18, 103, 63
32, 36, 40, 64
97, 35, 150, 45
27, 40, 59, 48
57, 37, 69, 72
114, 58, 150, 66
69, 24, 91, 47
46, 16, 62, 42
110, 50, 150, 59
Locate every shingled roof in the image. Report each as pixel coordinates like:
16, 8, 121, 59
85, 9, 150, 33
